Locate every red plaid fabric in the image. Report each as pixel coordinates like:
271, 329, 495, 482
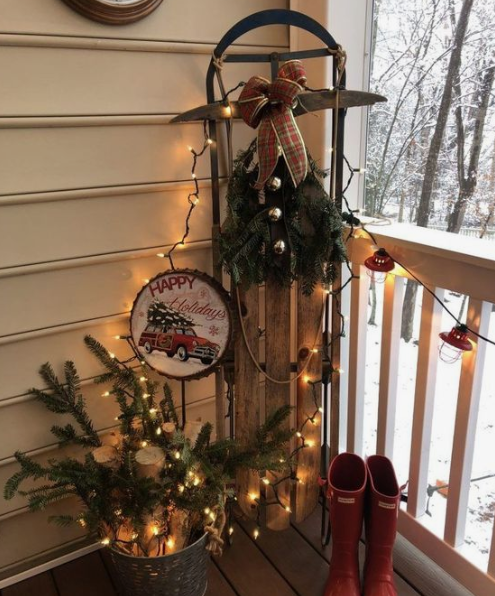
238, 60, 308, 189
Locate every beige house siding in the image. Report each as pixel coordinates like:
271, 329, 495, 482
0, 0, 288, 576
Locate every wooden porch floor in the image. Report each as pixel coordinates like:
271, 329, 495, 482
0, 510, 420, 596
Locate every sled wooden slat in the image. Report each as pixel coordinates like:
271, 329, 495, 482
376, 275, 405, 458
346, 264, 370, 455
407, 288, 444, 518
444, 299, 491, 547
235, 283, 260, 519
295, 285, 324, 522
170, 90, 387, 123
265, 275, 291, 530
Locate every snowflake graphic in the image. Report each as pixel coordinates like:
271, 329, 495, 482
209, 325, 220, 336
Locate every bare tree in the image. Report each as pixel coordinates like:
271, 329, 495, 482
415, 0, 476, 227
447, 62, 495, 232
401, 0, 475, 342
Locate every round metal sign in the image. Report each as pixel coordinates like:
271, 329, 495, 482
130, 270, 232, 380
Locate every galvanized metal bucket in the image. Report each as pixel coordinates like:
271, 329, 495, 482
108, 534, 209, 596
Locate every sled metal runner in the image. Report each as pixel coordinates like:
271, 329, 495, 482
171, 8, 386, 535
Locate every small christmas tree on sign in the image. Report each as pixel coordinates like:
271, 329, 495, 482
4, 336, 293, 557
147, 299, 195, 329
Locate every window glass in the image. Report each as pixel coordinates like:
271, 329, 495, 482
367, 0, 495, 241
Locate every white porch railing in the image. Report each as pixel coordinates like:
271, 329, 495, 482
342, 222, 495, 596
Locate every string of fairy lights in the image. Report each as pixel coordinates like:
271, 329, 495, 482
107, 80, 495, 544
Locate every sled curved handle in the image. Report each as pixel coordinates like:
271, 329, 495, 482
206, 9, 345, 102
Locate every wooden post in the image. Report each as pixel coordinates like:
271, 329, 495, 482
235, 283, 260, 519
295, 284, 323, 522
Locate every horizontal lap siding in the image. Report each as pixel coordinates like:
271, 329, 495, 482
0, 123, 255, 195
0, 0, 288, 46
0, 48, 275, 117
0, 0, 289, 575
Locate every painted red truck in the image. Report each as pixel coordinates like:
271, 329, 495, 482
138, 324, 219, 365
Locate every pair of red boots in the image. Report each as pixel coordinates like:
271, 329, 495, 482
323, 453, 400, 596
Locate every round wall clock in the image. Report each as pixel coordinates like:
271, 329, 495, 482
61, 0, 164, 25
130, 270, 233, 380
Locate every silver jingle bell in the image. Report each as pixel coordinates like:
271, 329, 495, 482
273, 239, 287, 255
266, 176, 282, 191
268, 207, 283, 222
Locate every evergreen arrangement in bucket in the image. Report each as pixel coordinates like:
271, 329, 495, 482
3, 336, 292, 596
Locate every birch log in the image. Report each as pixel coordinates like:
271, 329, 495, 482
135, 446, 166, 480
92, 445, 120, 470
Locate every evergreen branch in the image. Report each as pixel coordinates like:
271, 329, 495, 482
49, 514, 77, 527
193, 423, 213, 453
4, 452, 48, 500
161, 383, 179, 426
31, 362, 100, 447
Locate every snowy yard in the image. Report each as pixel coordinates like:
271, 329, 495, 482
362, 283, 495, 570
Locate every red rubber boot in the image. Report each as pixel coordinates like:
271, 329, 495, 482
363, 455, 400, 596
323, 452, 367, 596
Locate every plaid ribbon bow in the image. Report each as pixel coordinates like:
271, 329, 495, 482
238, 60, 308, 189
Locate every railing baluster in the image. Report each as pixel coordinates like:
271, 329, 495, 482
347, 263, 370, 456
376, 274, 405, 458
407, 288, 444, 518
444, 299, 491, 547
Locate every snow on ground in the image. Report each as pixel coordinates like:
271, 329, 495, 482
362, 283, 495, 570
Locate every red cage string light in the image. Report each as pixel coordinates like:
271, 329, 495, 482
438, 324, 473, 363
364, 248, 395, 283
